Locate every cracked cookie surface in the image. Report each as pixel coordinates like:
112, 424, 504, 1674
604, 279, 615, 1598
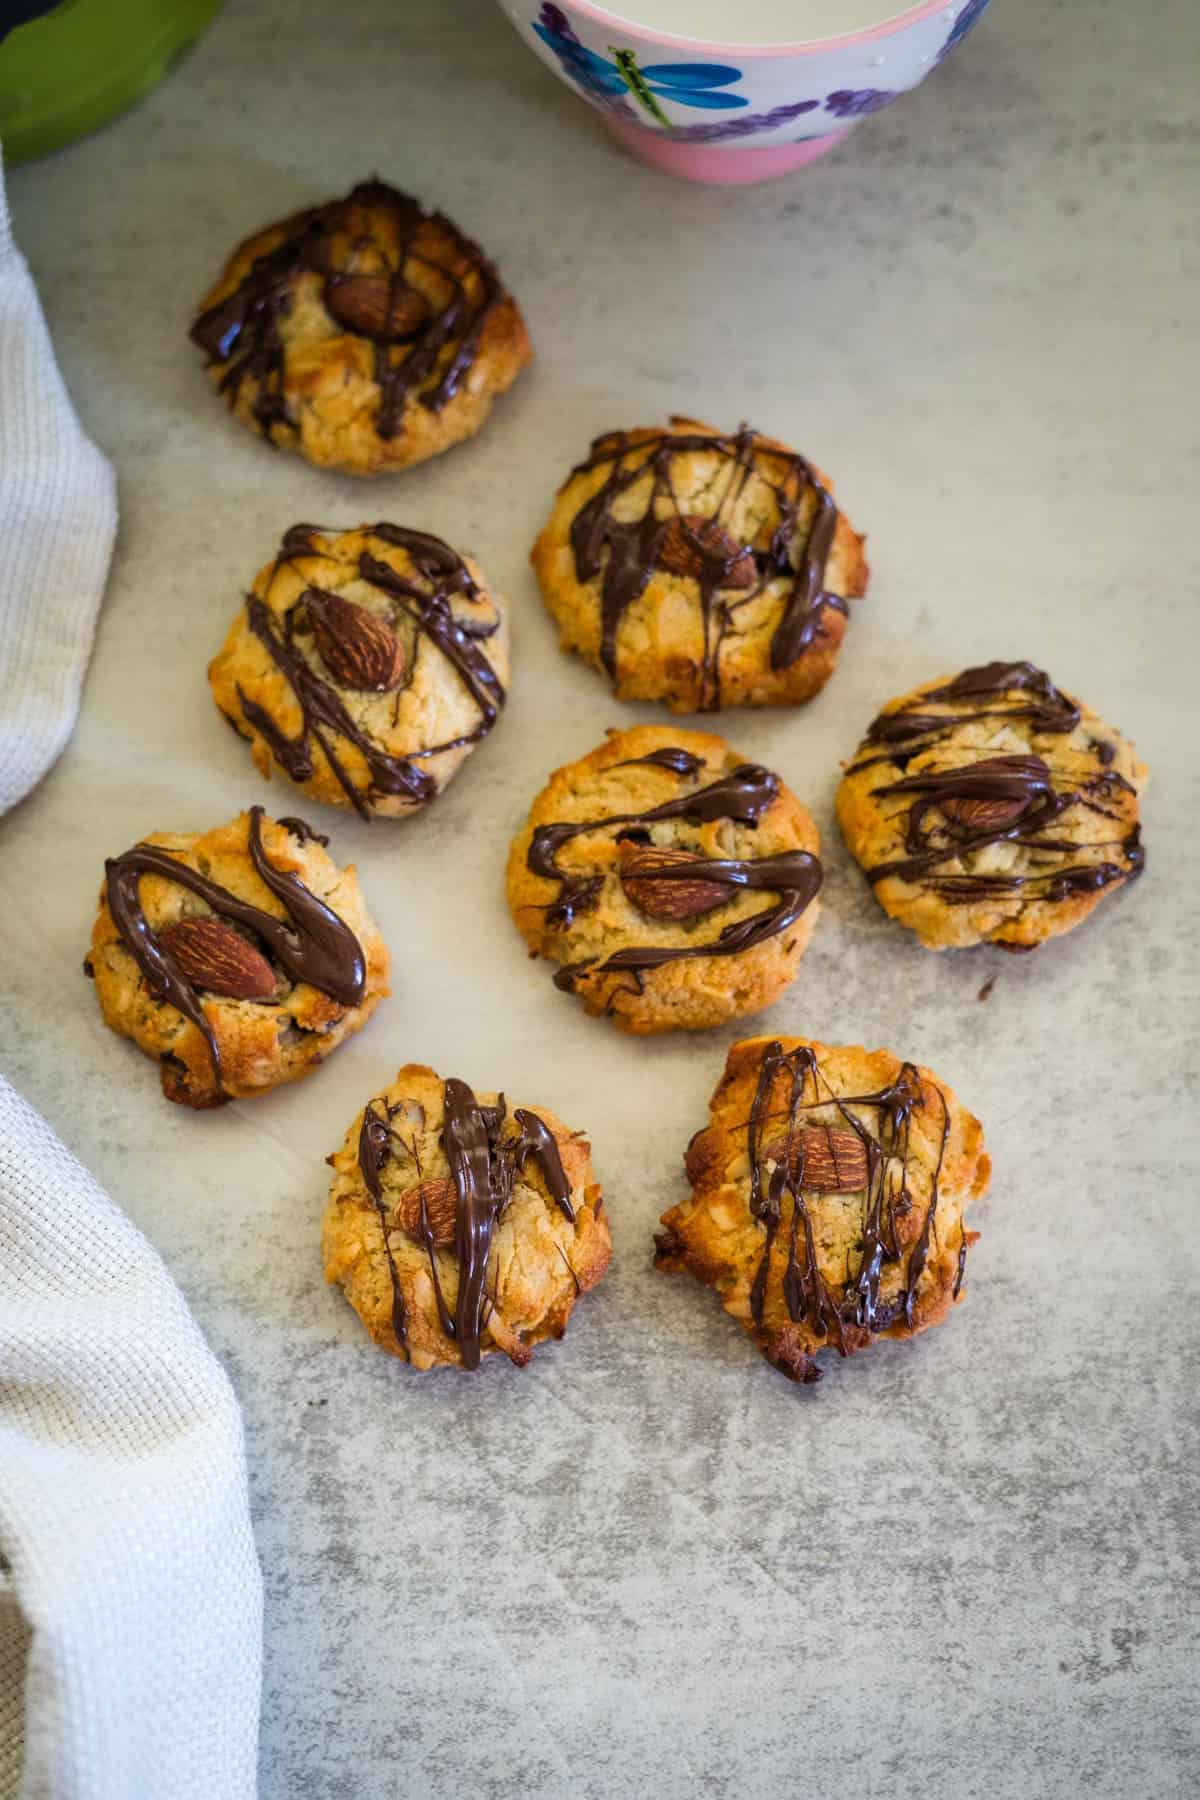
209, 522, 510, 820
506, 725, 822, 1034
531, 417, 868, 712
86, 809, 388, 1108
322, 1064, 611, 1371
190, 178, 532, 475
657, 1035, 990, 1386
836, 660, 1146, 951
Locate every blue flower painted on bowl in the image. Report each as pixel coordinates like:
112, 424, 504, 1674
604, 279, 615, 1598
824, 88, 899, 118
937, 0, 991, 63
533, 4, 747, 128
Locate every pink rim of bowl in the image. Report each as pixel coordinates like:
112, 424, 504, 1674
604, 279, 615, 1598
559, 0, 954, 56
602, 116, 852, 183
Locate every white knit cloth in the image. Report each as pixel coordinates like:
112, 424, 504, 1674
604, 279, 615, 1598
0, 1079, 263, 1799
0, 148, 116, 813
0, 153, 262, 1796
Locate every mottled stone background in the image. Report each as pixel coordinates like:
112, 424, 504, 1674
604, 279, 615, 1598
3, 1, 1197, 1793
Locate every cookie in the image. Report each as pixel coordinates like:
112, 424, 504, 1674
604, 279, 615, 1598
322, 1064, 611, 1371
657, 1035, 990, 1386
835, 660, 1146, 952
506, 725, 822, 1033
189, 178, 532, 476
530, 417, 868, 712
209, 522, 510, 820
86, 808, 388, 1108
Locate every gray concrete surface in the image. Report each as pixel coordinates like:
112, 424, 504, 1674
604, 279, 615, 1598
3, 1, 1197, 1793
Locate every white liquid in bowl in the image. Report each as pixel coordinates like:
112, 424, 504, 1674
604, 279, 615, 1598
595, 0, 925, 45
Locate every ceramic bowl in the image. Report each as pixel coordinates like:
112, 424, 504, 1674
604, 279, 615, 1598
497, 0, 989, 184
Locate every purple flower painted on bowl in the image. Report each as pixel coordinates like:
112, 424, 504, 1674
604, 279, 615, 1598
824, 88, 899, 119
937, 0, 991, 63
668, 98, 821, 145
532, 5, 748, 128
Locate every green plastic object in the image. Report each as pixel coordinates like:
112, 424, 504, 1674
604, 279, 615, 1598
0, 0, 223, 163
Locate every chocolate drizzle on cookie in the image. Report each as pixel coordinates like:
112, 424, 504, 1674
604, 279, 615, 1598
276, 815, 329, 846
359, 1079, 577, 1369
358, 1102, 410, 1349
235, 523, 505, 818
743, 1042, 957, 1384
858, 662, 1082, 764
848, 661, 1143, 906
525, 753, 821, 992
616, 747, 706, 778
564, 424, 849, 709
190, 178, 504, 441
105, 807, 366, 1093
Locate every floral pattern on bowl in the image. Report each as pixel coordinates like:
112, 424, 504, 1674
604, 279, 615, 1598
824, 87, 899, 118
507, 1, 992, 176
533, 6, 748, 125
667, 98, 821, 145
938, 0, 990, 62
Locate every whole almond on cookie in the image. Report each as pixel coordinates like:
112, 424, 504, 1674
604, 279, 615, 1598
658, 515, 756, 590
305, 588, 405, 692
941, 794, 1029, 830
764, 1125, 870, 1193
158, 917, 277, 1001
325, 274, 430, 342
619, 843, 733, 921
939, 755, 1046, 831
393, 1177, 458, 1248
